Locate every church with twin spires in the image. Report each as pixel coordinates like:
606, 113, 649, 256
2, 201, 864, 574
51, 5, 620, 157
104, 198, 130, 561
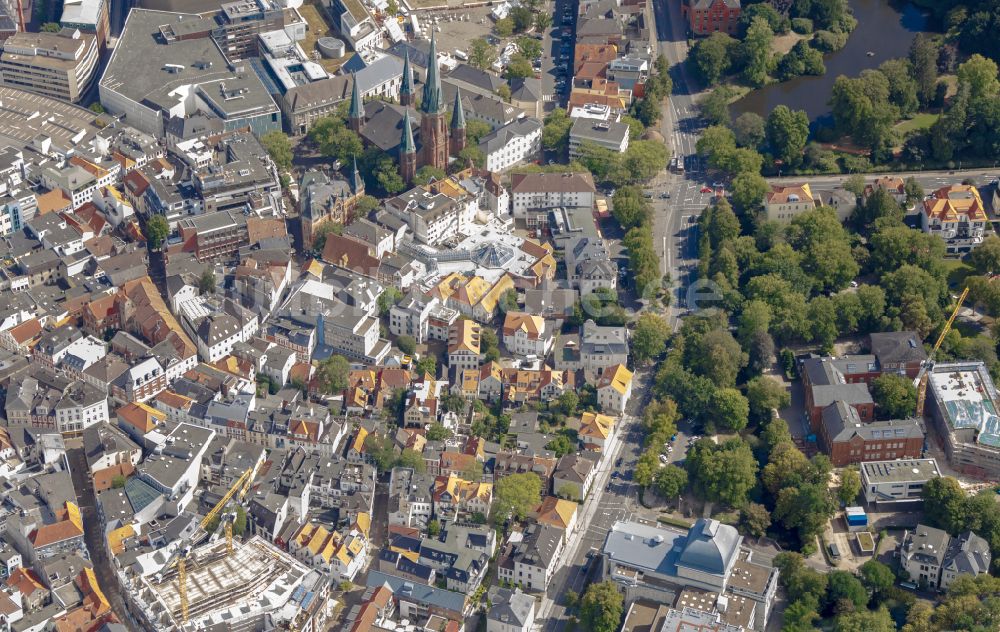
348, 34, 467, 185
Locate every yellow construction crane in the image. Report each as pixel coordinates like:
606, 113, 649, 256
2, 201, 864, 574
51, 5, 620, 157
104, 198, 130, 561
915, 286, 971, 417
161, 462, 261, 624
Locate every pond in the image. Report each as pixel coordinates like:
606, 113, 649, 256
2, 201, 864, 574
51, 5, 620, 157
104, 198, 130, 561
730, 0, 929, 127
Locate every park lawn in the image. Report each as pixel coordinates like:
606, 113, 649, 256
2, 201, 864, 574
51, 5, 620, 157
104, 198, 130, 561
895, 113, 940, 135
942, 258, 974, 289
771, 32, 807, 55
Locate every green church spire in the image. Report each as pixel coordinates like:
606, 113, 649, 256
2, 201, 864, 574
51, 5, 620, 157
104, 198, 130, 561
450, 88, 465, 130
401, 49, 414, 102
400, 109, 415, 154
420, 33, 443, 115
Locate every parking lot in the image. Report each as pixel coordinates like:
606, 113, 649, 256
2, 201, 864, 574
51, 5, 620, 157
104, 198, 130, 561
419, 7, 496, 57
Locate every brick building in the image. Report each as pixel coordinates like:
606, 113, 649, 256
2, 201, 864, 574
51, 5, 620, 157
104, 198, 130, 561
818, 402, 924, 466
801, 356, 876, 429
682, 0, 742, 36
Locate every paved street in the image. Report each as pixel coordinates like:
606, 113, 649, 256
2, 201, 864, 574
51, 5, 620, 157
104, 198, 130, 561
533, 367, 657, 631
769, 168, 1000, 189
66, 445, 136, 627
540, 0, 576, 107
648, 0, 713, 330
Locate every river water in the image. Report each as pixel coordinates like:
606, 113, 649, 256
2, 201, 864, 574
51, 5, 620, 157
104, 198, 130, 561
730, 0, 929, 126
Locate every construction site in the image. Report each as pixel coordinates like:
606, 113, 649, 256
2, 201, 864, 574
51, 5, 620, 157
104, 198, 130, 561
927, 361, 1000, 479
131, 536, 325, 631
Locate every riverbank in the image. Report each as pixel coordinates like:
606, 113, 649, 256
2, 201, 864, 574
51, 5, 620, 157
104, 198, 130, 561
730, 0, 930, 123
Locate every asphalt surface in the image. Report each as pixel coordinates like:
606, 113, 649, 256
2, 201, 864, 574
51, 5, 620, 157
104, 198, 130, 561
531, 6, 711, 630
647, 0, 716, 330
534, 369, 655, 632
538, 0, 576, 108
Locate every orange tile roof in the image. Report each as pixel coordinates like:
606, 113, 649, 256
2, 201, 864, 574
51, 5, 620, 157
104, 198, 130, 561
30, 518, 83, 548
154, 390, 193, 411
448, 319, 482, 354
766, 183, 814, 204
923, 184, 987, 222
289, 362, 312, 384
579, 411, 615, 440
7, 567, 46, 597
246, 217, 288, 245
535, 496, 578, 529
502, 312, 545, 339
107, 524, 135, 556
439, 450, 477, 473
116, 402, 165, 434
377, 368, 411, 390
322, 233, 380, 276
93, 462, 134, 492
7, 318, 41, 345
36, 189, 72, 215
574, 43, 617, 65
596, 363, 633, 395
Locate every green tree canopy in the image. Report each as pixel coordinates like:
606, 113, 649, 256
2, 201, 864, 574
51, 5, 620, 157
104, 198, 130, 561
579, 581, 624, 632
827, 570, 869, 611
871, 373, 917, 419
318, 355, 350, 395
542, 108, 573, 154
859, 559, 895, 600
686, 438, 758, 507
746, 376, 789, 423
766, 105, 809, 165
396, 335, 416, 355
493, 472, 542, 523
739, 17, 775, 87
632, 313, 670, 364
145, 215, 169, 249
198, 268, 216, 295
711, 387, 750, 432
838, 467, 861, 505
414, 165, 447, 185
732, 112, 766, 150
653, 465, 688, 499
470, 38, 496, 70
775, 482, 836, 542
260, 131, 293, 170
689, 32, 737, 85
740, 502, 771, 537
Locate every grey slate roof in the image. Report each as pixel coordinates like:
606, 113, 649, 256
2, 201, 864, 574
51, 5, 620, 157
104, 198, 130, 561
869, 331, 928, 367
820, 402, 922, 442
903, 524, 950, 565
355, 55, 404, 95
359, 100, 422, 153
677, 519, 740, 576
366, 569, 466, 614
944, 531, 991, 575
488, 587, 535, 626
196, 312, 242, 346
478, 117, 542, 155
446, 64, 506, 93
811, 384, 873, 409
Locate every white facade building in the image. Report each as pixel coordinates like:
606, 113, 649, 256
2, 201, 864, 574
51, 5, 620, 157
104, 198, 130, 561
509, 172, 596, 218
479, 118, 542, 172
